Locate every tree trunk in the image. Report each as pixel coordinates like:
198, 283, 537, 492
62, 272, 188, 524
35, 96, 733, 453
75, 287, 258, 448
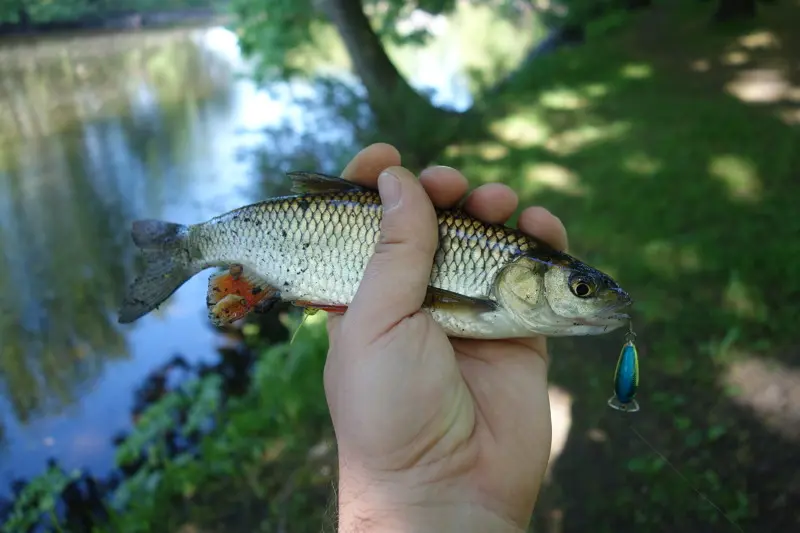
321, 0, 462, 167
714, 0, 757, 22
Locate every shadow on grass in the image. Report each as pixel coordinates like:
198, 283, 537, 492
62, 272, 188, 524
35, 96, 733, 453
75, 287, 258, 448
439, 3, 800, 532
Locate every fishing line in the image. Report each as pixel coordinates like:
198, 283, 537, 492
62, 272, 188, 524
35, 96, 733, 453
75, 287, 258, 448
622, 418, 746, 533
608, 319, 745, 533
289, 308, 316, 344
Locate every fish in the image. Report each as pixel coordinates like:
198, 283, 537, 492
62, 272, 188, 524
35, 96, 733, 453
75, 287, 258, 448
117, 171, 633, 339
607, 339, 640, 412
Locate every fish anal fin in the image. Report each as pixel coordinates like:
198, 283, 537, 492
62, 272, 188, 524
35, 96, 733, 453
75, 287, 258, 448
292, 300, 349, 314
286, 171, 371, 194
423, 287, 497, 313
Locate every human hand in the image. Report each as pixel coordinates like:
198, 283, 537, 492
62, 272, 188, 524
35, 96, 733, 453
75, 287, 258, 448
323, 143, 569, 532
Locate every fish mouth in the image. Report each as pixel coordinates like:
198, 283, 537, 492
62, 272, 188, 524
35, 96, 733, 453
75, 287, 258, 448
575, 298, 632, 326
576, 311, 630, 327
578, 289, 633, 326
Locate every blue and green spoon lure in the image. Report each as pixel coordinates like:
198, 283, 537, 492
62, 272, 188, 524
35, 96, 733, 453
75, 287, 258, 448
607, 326, 640, 412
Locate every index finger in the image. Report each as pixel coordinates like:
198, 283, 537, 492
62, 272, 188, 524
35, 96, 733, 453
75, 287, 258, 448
341, 143, 401, 186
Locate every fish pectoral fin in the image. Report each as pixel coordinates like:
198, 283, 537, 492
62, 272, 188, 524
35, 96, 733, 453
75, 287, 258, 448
286, 171, 372, 194
423, 287, 498, 313
209, 294, 252, 326
292, 300, 349, 314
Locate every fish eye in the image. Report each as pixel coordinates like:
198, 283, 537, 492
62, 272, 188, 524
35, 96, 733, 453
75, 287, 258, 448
569, 275, 596, 298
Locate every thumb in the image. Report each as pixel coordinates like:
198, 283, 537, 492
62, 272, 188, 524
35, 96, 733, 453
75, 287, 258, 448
345, 166, 439, 341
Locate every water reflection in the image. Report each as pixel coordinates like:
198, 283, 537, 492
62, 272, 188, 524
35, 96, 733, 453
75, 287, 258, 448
0, 28, 235, 424
0, 26, 309, 488
0, 28, 233, 144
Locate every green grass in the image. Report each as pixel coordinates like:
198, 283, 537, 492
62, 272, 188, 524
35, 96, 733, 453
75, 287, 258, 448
439, 3, 800, 532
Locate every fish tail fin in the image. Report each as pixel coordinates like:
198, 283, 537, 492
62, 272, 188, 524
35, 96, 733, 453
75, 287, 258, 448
607, 396, 640, 413
118, 219, 199, 324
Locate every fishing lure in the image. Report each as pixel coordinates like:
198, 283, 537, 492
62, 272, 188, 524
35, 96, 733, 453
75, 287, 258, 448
607, 325, 640, 412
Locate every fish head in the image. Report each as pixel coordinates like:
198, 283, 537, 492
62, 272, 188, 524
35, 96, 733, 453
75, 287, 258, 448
493, 252, 632, 336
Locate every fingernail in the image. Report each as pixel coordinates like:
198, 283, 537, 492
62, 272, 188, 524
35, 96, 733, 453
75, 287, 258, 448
378, 171, 401, 211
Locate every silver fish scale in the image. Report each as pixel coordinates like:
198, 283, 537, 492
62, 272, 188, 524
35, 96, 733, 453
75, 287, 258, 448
189, 191, 531, 307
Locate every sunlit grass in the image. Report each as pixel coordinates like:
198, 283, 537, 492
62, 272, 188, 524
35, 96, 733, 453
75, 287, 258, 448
523, 162, 585, 197
543, 121, 631, 156
708, 154, 762, 202
721, 49, 749, 65
723, 356, 800, 441
737, 30, 781, 50
642, 240, 703, 277
619, 62, 652, 79
622, 152, 661, 176
722, 273, 768, 321
725, 67, 790, 103
488, 113, 550, 146
538, 88, 589, 110
582, 82, 610, 98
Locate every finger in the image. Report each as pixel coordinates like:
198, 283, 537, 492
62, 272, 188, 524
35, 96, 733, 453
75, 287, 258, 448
517, 206, 568, 252
461, 183, 519, 224
345, 166, 438, 342
341, 143, 401, 187
418, 166, 469, 208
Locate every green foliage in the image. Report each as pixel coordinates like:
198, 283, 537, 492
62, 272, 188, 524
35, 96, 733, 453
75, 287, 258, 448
229, 0, 319, 80
0, 0, 221, 24
365, 0, 456, 45
228, 0, 454, 81
26, 0, 94, 22
0, 0, 90, 23
228, 0, 535, 83
2, 312, 335, 533
2, 466, 81, 532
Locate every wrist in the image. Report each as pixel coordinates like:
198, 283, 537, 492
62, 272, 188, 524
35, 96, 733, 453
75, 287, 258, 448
336, 472, 526, 533
339, 501, 525, 533
339, 505, 525, 533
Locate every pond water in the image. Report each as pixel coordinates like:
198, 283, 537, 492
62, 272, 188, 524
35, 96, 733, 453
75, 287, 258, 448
0, 24, 472, 496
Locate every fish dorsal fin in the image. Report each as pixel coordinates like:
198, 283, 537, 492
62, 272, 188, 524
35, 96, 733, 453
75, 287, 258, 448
287, 171, 372, 194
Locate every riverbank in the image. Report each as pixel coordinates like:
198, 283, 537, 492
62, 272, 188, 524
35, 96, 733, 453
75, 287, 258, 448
0, 8, 229, 41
